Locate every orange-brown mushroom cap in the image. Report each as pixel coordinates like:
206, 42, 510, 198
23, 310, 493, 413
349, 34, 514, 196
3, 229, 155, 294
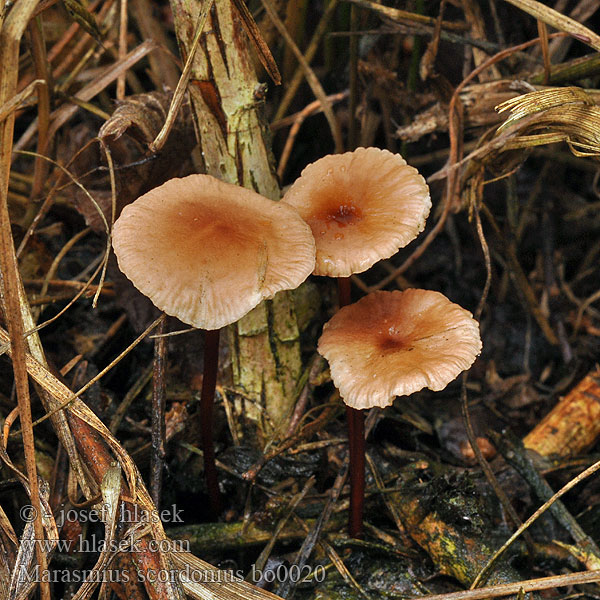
318, 289, 482, 409
112, 174, 316, 330
282, 148, 431, 277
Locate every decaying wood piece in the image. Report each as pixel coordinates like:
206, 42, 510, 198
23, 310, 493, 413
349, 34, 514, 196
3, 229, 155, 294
524, 366, 600, 458
168, 514, 345, 554
170, 0, 303, 439
389, 462, 536, 594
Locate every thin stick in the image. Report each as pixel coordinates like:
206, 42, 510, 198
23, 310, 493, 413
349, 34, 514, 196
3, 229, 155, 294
260, 0, 344, 154
150, 316, 167, 506
273, 0, 339, 122
201, 328, 222, 516
471, 456, 600, 588
410, 569, 600, 600
117, 0, 128, 99
149, 0, 214, 153
277, 91, 348, 179
461, 376, 535, 552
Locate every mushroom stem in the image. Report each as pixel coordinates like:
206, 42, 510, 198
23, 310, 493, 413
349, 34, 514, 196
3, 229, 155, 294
337, 276, 365, 537
346, 406, 365, 537
337, 277, 352, 309
200, 328, 223, 516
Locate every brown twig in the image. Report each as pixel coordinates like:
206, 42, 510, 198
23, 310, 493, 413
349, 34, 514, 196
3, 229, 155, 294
414, 569, 600, 600
260, 0, 344, 154
273, 0, 339, 122
117, 0, 128, 99
277, 91, 349, 180
151, 316, 168, 506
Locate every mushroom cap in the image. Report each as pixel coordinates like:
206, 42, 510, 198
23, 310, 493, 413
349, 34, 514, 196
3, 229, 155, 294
317, 289, 482, 409
112, 174, 316, 329
282, 147, 431, 277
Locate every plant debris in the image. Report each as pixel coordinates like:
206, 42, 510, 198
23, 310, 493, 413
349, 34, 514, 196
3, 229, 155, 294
2, 1, 600, 599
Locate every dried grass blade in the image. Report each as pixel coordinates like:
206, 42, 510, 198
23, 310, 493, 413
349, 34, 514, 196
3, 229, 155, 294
231, 0, 281, 85
0, 505, 17, 549
0, 2, 51, 597
149, 0, 214, 153
494, 88, 600, 156
5, 480, 56, 600
0, 79, 44, 122
172, 552, 284, 600
496, 85, 594, 130
9, 521, 39, 600
273, 0, 339, 122
70, 466, 121, 600
0, 320, 159, 498
344, 0, 468, 31
27, 20, 51, 199
537, 20, 551, 84
0, 322, 190, 600
502, 0, 600, 51
15, 39, 157, 151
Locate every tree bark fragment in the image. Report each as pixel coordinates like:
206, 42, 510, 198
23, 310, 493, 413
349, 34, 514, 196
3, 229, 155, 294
170, 0, 303, 440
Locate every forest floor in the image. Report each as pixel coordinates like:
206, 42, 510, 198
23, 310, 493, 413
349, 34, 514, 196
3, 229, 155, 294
2, 1, 600, 599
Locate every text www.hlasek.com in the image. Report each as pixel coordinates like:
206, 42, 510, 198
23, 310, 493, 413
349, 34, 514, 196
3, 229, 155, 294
17, 535, 190, 555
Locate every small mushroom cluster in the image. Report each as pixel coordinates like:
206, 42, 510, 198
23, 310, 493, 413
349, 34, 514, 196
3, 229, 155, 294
111, 147, 482, 533
281, 147, 482, 536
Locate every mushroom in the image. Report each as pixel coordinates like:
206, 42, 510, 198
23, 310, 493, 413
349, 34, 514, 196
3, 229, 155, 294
112, 174, 316, 330
282, 147, 431, 536
318, 289, 482, 534
282, 146, 431, 278
318, 289, 483, 409
112, 174, 316, 513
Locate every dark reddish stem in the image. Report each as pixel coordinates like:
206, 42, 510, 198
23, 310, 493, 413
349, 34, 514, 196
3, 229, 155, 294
346, 406, 365, 537
338, 276, 352, 309
337, 276, 365, 537
201, 328, 222, 516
